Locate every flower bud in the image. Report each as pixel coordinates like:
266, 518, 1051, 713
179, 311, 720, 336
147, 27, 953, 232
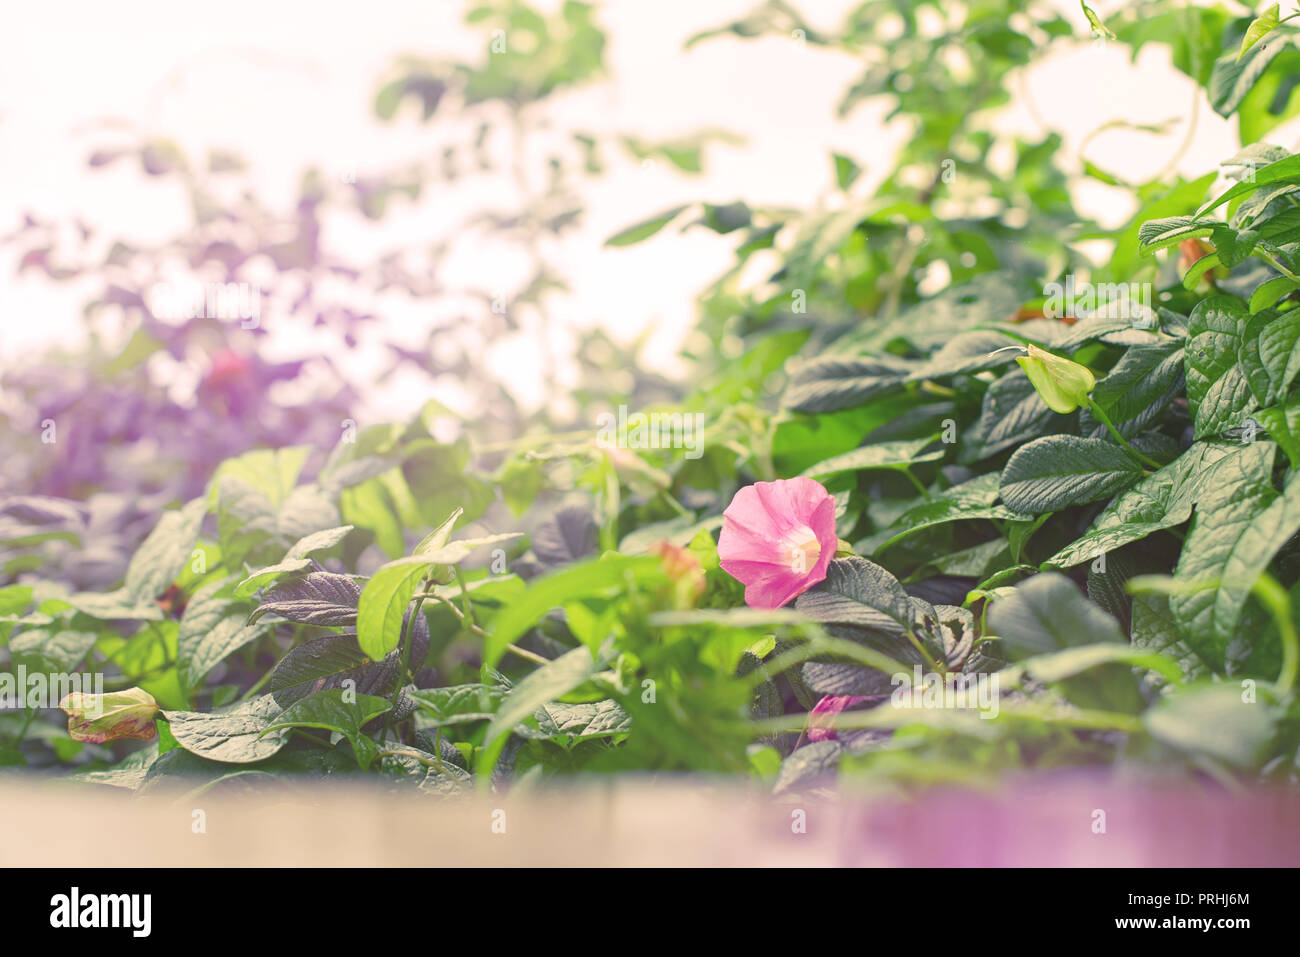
59, 687, 159, 744
1016, 343, 1095, 414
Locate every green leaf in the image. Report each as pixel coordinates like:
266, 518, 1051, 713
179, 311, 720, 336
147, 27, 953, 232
1239, 310, 1300, 405
163, 695, 288, 764
872, 475, 1023, 550
1005, 642, 1184, 686
479, 645, 598, 774
413, 507, 464, 555
604, 205, 689, 247
1198, 151, 1300, 217
123, 498, 207, 602
999, 435, 1145, 514
1144, 683, 1277, 768
235, 525, 355, 596
988, 573, 1126, 657
802, 437, 943, 479
356, 561, 431, 661
1082, 339, 1184, 438
966, 370, 1069, 459
1044, 441, 1243, 567
833, 152, 861, 190
1249, 275, 1299, 313
177, 577, 269, 691
792, 556, 918, 659
524, 699, 631, 742
482, 555, 662, 668
1256, 395, 1300, 466
1171, 441, 1295, 674
1208, 29, 1285, 118
1239, 4, 1281, 61
409, 682, 507, 728
1185, 295, 1257, 438
1080, 1, 1115, 39
263, 689, 391, 770
782, 354, 914, 413
9, 628, 96, 673
1136, 215, 1220, 252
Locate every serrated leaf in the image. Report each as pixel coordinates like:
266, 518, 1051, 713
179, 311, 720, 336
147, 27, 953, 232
270, 631, 421, 709
1082, 338, 1184, 439
180, 614, 268, 692
1137, 215, 1220, 251
999, 435, 1145, 514
966, 369, 1069, 458
773, 740, 841, 794
1185, 295, 1258, 437
1170, 441, 1291, 674
235, 525, 355, 596
250, 572, 362, 626
782, 355, 914, 413
793, 557, 918, 657
1199, 149, 1300, 216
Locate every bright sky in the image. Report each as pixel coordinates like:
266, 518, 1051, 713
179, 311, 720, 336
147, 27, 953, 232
0, 0, 1283, 418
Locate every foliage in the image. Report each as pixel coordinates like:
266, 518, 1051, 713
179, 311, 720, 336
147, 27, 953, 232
4, 0, 1300, 797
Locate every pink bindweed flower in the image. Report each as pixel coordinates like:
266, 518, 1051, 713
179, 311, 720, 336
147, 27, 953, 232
717, 477, 837, 609
807, 694, 869, 742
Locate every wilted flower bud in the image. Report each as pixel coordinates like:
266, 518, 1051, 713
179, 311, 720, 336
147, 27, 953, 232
1016, 343, 1095, 414
60, 687, 158, 743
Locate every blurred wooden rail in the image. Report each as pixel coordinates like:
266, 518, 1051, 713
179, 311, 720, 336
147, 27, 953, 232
2, 774, 1298, 866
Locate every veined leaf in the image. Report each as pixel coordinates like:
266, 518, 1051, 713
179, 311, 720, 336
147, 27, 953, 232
163, 695, 287, 764
782, 355, 913, 413
999, 435, 1145, 514
1082, 339, 1184, 439
1239, 310, 1300, 405
802, 437, 943, 479
123, 498, 207, 603
1256, 396, 1300, 466
1170, 441, 1292, 674
263, 689, 391, 770
1045, 441, 1243, 567
1185, 295, 1257, 438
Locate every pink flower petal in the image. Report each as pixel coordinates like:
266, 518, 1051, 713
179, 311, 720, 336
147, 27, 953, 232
717, 478, 838, 608
808, 694, 869, 742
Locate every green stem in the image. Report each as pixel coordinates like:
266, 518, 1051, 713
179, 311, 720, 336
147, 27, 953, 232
1087, 399, 1162, 470
453, 565, 478, 627
381, 594, 426, 743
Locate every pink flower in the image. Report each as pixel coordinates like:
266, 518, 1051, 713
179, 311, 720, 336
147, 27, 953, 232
807, 695, 869, 742
717, 477, 837, 609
